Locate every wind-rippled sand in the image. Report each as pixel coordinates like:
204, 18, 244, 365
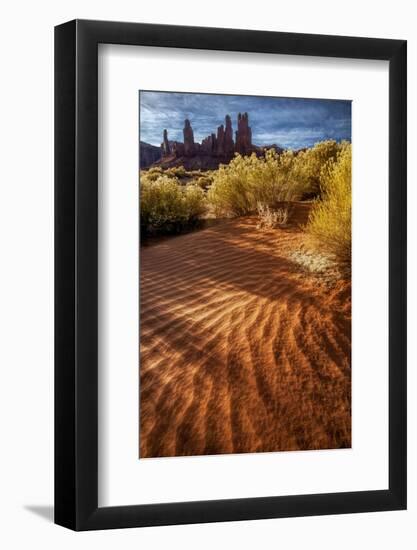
140, 203, 351, 458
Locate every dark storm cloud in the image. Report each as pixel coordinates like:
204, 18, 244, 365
139, 91, 351, 150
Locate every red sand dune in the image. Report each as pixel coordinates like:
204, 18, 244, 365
140, 203, 351, 458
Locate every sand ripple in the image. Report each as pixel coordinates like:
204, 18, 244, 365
140, 204, 351, 458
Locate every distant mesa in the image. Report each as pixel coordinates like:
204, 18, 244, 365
139, 141, 162, 168
141, 112, 283, 170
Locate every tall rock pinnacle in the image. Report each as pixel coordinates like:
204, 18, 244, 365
162, 129, 170, 156
235, 112, 252, 155
216, 124, 225, 156
156, 112, 255, 167
183, 119, 195, 157
224, 114, 234, 154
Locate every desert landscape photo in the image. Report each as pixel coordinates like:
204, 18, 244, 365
139, 91, 352, 458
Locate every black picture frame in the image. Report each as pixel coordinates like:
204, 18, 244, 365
55, 19, 407, 531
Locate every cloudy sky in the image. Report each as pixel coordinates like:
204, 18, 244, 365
139, 91, 351, 150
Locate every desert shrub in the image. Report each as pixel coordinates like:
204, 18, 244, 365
194, 174, 214, 190
207, 150, 305, 216
295, 140, 345, 197
142, 166, 189, 183
306, 144, 351, 264
256, 203, 289, 230
165, 166, 187, 178
142, 166, 163, 182
207, 155, 255, 216
140, 175, 206, 234
183, 184, 208, 219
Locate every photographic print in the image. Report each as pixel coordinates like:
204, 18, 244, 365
139, 91, 352, 459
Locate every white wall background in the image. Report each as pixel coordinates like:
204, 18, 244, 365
0, 1, 415, 548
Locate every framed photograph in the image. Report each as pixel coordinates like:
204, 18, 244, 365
55, 19, 406, 530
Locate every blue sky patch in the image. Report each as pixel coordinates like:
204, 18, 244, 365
139, 91, 351, 150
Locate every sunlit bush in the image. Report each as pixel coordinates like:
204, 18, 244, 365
183, 184, 208, 219
141, 165, 190, 183
206, 142, 349, 217
187, 170, 203, 178
306, 143, 351, 264
207, 150, 306, 216
164, 166, 187, 178
207, 155, 255, 216
142, 166, 164, 182
140, 175, 206, 234
193, 174, 214, 190
294, 140, 342, 197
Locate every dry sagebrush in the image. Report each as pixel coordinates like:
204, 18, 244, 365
207, 142, 345, 217
208, 150, 305, 216
256, 203, 289, 230
307, 143, 351, 265
140, 174, 206, 234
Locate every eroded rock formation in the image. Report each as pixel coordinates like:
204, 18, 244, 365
183, 119, 195, 157
224, 114, 234, 154
162, 129, 170, 156
159, 113, 255, 168
235, 112, 252, 155
140, 141, 162, 168
216, 124, 225, 156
